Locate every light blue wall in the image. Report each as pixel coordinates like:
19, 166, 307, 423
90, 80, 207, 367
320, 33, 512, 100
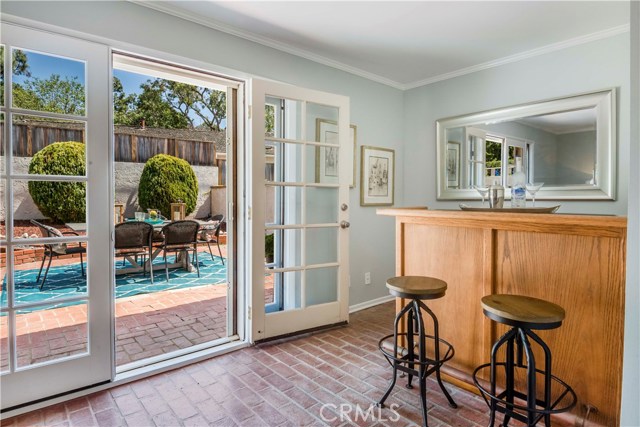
403, 33, 630, 214
404, 29, 636, 425
0, 0, 404, 308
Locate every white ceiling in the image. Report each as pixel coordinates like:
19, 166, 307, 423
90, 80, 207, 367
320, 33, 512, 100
136, 1, 630, 90
517, 108, 597, 135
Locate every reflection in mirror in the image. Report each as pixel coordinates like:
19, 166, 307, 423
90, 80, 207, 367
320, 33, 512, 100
437, 89, 615, 200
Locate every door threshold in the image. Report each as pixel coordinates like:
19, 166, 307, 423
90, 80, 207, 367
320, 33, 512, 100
254, 321, 348, 344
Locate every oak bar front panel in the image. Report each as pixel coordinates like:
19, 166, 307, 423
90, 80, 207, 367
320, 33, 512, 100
381, 208, 626, 427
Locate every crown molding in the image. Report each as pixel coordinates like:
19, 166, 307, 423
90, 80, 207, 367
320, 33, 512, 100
130, 1, 628, 92
128, 0, 405, 90
403, 24, 631, 90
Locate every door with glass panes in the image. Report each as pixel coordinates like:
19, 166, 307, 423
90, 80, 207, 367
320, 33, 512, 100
251, 79, 350, 341
1, 24, 111, 409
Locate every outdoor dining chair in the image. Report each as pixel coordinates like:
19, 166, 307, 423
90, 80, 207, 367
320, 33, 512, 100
114, 221, 154, 283
159, 220, 200, 281
30, 219, 86, 290
197, 214, 225, 265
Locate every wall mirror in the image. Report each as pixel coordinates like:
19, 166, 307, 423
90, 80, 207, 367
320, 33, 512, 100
436, 89, 616, 200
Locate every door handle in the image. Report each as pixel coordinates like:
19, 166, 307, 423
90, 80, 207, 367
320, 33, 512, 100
340, 221, 350, 229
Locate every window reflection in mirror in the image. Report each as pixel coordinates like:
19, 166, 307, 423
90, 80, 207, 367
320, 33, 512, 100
437, 89, 614, 200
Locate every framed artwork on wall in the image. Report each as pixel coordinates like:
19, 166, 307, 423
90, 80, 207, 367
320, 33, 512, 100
315, 119, 357, 187
447, 141, 460, 188
360, 145, 394, 206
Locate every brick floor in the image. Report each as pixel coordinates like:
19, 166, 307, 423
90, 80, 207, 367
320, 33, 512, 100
1, 302, 517, 427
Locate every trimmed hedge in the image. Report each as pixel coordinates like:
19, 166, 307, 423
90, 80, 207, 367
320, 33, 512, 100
138, 154, 198, 218
28, 141, 86, 222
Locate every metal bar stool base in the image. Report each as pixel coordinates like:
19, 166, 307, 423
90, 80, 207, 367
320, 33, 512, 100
472, 327, 577, 427
376, 298, 457, 427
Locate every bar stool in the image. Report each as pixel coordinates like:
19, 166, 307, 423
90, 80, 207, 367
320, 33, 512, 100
377, 276, 457, 427
473, 294, 577, 426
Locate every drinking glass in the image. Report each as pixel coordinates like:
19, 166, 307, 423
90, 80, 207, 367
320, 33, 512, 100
135, 212, 146, 221
525, 182, 544, 207
474, 185, 490, 206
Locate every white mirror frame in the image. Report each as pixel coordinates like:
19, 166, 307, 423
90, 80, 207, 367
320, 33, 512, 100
436, 89, 616, 200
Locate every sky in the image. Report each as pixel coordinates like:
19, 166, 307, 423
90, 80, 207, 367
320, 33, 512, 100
12, 49, 85, 86
9, 49, 225, 129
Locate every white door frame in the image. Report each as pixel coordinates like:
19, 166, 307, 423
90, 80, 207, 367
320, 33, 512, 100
249, 79, 350, 342
0, 23, 112, 410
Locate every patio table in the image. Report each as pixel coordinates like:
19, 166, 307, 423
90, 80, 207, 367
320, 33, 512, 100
65, 219, 220, 276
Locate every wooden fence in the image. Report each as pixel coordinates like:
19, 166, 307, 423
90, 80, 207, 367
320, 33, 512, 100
2, 120, 223, 167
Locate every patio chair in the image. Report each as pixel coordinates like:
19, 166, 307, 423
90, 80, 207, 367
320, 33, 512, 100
30, 219, 86, 290
114, 221, 154, 284
159, 220, 200, 281
197, 214, 225, 265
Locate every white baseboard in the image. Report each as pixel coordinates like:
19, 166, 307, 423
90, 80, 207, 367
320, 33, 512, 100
349, 295, 395, 314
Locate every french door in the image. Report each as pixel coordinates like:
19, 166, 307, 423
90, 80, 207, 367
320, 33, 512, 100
251, 79, 350, 341
1, 24, 111, 409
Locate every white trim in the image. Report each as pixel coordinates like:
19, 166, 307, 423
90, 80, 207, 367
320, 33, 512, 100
128, 1, 404, 90
348, 294, 395, 314
404, 24, 630, 90
127, 2, 629, 91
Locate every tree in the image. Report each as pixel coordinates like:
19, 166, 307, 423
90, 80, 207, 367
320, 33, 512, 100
161, 80, 226, 131
1, 47, 31, 105
114, 77, 227, 131
131, 79, 190, 129
113, 76, 137, 125
13, 74, 85, 115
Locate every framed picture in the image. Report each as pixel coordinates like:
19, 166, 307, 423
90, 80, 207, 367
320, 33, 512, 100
446, 141, 460, 188
360, 145, 394, 206
315, 119, 357, 187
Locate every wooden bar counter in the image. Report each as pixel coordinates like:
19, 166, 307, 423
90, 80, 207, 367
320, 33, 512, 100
377, 208, 627, 426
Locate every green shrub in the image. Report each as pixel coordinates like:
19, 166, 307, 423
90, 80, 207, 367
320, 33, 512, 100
28, 141, 86, 222
138, 154, 198, 218
265, 233, 274, 258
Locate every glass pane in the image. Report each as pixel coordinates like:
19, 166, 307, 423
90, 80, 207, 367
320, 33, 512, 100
506, 145, 525, 187
265, 103, 276, 138
265, 97, 301, 141
0, 45, 4, 107
264, 271, 275, 305
306, 187, 338, 224
12, 114, 86, 176
0, 179, 5, 240
266, 186, 302, 226
307, 144, 339, 184
12, 49, 86, 116
307, 103, 339, 143
270, 228, 302, 269
16, 301, 88, 368
12, 179, 87, 239
1, 312, 8, 373
265, 141, 303, 183
1, 113, 5, 175
305, 227, 338, 266
264, 271, 302, 313
1, 245, 6, 309
13, 241, 88, 306
305, 267, 338, 307
485, 139, 502, 186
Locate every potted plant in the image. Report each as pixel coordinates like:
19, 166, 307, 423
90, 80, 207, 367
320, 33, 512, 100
265, 233, 274, 264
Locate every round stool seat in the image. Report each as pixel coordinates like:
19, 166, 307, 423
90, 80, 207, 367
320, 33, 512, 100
386, 276, 447, 300
481, 294, 565, 330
